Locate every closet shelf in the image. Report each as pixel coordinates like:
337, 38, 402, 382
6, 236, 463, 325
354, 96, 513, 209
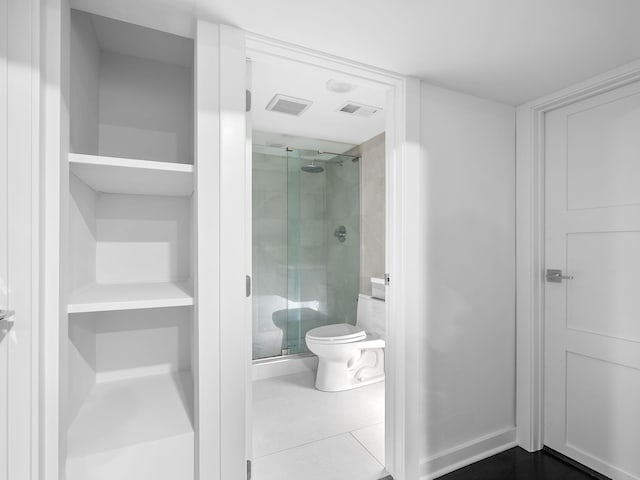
67, 371, 194, 458
68, 281, 194, 313
69, 153, 194, 196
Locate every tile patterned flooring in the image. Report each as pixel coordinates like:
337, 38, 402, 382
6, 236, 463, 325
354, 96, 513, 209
252, 371, 386, 480
252, 373, 604, 480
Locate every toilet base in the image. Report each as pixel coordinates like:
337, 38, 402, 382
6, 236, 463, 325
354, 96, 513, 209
314, 348, 385, 392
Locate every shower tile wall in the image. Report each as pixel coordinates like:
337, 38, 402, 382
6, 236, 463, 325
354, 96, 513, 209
356, 133, 385, 296
326, 158, 360, 325
297, 171, 328, 313
252, 152, 288, 359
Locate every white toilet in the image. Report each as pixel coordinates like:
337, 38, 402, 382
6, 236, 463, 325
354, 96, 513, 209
305, 291, 385, 392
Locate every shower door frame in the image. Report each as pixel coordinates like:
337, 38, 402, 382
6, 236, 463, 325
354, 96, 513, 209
244, 34, 421, 479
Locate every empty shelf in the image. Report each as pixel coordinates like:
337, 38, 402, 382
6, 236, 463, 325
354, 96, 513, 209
69, 153, 194, 196
68, 281, 194, 313
67, 371, 194, 458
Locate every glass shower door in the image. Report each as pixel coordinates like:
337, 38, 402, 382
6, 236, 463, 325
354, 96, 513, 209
285, 148, 301, 354
251, 142, 360, 360
251, 147, 289, 359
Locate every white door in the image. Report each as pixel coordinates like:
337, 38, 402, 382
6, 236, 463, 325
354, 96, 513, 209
544, 80, 640, 480
0, 0, 9, 476
1, 0, 37, 478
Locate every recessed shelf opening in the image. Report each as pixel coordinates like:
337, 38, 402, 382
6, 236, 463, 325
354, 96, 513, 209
69, 172, 193, 309
70, 10, 194, 165
67, 308, 194, 478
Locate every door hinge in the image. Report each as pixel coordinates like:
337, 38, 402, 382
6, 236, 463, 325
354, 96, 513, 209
246, 275, 252, 297
384, 273, 390, 286
246, 89, 252, 113
247, 459, 252, 480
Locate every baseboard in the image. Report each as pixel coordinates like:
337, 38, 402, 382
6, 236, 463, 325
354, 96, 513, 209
542, 447, 613, 480
420, 427, 517, 479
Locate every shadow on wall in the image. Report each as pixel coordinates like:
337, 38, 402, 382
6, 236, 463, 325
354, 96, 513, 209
422, 210, 515, 456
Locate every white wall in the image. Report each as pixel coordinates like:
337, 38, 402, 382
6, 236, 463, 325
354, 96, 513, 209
94, 193, 191, 284
70, 10, 100, 154
418, 83, 516, 478
68, 315, 96, 423
356, 133, 385, 296
93, 307, 192, 381
98, 51, 193, 164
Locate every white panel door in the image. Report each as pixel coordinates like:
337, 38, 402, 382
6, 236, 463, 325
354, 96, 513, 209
545, 80, 640, 480
0, 0, 9, 477
1, 1, 38, 478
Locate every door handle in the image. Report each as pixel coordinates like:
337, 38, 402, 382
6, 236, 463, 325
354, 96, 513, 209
0, 309, 15, 333
546, 269, 574, 283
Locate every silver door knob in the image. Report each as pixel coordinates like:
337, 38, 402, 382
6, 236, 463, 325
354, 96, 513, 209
546, 269, 574, 283
0, 309, 15, 334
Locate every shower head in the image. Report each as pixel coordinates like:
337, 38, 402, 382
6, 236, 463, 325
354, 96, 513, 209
301, 161, 324, 173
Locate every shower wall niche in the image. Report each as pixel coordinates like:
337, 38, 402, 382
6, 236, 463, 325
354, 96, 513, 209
252, 140, 360, 360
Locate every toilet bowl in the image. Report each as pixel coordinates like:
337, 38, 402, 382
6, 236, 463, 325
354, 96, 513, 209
305, 294, 385, 392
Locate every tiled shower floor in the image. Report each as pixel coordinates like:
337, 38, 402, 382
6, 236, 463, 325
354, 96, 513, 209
252, 371, 386, 480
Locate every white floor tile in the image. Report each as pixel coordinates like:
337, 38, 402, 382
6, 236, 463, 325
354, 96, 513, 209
253, 371, 384, 458
351, 423, 385, 465
252, 434, 386, 480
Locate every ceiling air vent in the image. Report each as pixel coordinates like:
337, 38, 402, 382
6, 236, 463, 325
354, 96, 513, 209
337, 101, 381, 118
266, 94, 313, 116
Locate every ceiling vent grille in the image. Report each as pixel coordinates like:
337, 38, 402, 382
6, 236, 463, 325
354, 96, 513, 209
266, 94, 313, 116
337, 101, 381, 118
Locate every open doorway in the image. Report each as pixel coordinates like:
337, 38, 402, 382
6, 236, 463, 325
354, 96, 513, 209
247, 50, 390, 479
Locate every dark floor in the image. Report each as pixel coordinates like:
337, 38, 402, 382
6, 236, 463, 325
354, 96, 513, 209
436, 447, 608, 480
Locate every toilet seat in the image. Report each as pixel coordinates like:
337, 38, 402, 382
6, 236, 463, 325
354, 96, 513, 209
306, 323, 366, 344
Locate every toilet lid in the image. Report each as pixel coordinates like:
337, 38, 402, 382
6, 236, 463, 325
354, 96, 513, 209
305, 323, 366, 343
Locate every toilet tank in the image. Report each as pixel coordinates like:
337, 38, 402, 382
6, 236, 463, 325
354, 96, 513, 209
356, 293, 386, 340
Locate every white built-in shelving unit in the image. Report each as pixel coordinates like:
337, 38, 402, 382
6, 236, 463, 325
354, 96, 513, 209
66, 10, 196, 480
67, 280, 194, 313
69, 153, 194, 197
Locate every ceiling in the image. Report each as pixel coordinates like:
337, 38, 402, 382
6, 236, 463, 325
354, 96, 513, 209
70, 0, 640, 105
251, 59, 387, 146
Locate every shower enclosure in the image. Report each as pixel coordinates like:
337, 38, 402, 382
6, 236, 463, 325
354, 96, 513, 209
252, 141, 360, 360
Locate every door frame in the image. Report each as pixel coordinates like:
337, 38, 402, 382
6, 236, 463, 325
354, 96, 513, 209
243, 33, 421, 479
515, 57, 640, 452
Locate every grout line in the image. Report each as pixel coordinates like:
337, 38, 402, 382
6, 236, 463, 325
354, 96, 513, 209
253, 421, 384, 460
349, 424, 385, 468
253, 431, 354, 459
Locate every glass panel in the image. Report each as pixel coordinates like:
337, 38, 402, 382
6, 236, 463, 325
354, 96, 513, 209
325, 154, 360, 326
251, 147, 288, 360
252, 142, 360, 360
285, 148, 303, 353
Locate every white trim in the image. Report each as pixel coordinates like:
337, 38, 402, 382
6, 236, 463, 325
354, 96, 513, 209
2, 0, 43, 478
515, 57, 640, 453
194, 20, 221, 480
244, 34, 419, 480
218, 24, 248, 480
420, 428, 517, 480
40, 1, 70, 478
